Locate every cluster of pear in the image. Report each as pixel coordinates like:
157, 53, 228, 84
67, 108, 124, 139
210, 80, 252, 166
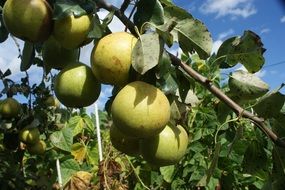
0, 96, 60, 154
110, 81, 188, 166
19, 127, 46, 155
2, 0, 189, 166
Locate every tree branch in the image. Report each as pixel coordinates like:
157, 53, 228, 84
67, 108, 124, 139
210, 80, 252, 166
96, 0, 137, 35
120, 0, 131, 13
95, 0, 285, 148
168, 53, 285, 148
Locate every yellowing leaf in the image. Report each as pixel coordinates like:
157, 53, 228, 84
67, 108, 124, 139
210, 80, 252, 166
71, 143, 87, 163
64, 171, 92, 190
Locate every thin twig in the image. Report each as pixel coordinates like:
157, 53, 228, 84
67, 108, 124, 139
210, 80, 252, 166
24, 71, 32, 110
125, 1, 138, 32
120, 0, 131, 13
169, 53, 285, 147
125, 156, 151, 190
95, 0, 285, 148
96, 0, 137, 35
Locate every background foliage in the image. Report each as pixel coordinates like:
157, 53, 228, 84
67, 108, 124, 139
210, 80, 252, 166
1, 0, 285, 189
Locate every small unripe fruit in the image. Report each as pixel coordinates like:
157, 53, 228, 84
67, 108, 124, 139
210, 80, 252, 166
19, 127, 40, 145
44, 96, 60, 108
27, 140, 46, 155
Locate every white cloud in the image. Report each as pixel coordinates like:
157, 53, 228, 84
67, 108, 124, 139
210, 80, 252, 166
218, 29, 234, 40
0, 37, 47, 85
269, 70, 277, 75
79, 43, 93, 66
200, 0, 257, 19
166, 43, 183, 57
260, 28, 270, 34
212, 40, 223, 54
236, 65, 266, 78
281, 16, 285, 23
211, 29, 235, 54
0, 37, 25, 80
97, 10, 126, 32
254, 69, 266, 78
106, 0, 123, 7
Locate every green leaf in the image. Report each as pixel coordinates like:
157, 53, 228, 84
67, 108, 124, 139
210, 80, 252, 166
216, 30, 265, 73
134, 0, 164, 29
155, 52, 180, 95
180, 89, 199, 106
151, 171, 164, 186
88, 11, 114, 39
50, 127, 73, 152
102, 10, 115, 26
192, 128, 202, 141
171, 178, 186, 189
132, 32, 163, 74
197, 143, 221, 186
87, 14, 103, 39
271, 118, 285, 178
82, 113, 95, 133
156, 50, 173, 78
159, 0, 173, 6
53, 0, 95, 20
242, 140, 268, 174
20, 42, 35, 71
86, 141, 99, 166
228, 70, 269, 100
175, 69, 195, 102
60, 159, 80, 186
272, 177, 285, 190
170, 99, 181, 122
159, 73, 178, 95
164, 5, 213, 59
2, 69, 11, 78
155, 19, 177, 46
253, 88, 285, 119
160, 165, 175, 183
68, 115, 85, 136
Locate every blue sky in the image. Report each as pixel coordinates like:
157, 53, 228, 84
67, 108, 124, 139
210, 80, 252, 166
1, 0, 285, 110
173, 0, 285, 89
